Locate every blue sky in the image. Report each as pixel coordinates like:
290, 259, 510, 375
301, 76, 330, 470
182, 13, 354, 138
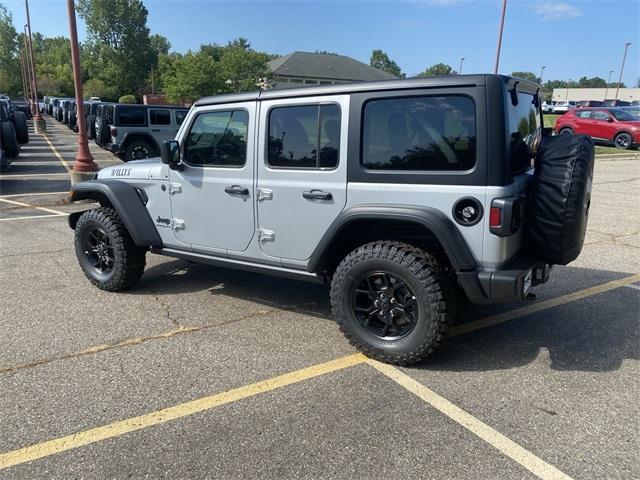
6, 0, 639, 85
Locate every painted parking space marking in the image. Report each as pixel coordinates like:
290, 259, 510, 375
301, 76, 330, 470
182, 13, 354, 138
41, 133, 72, 174
623, 283, 640, 291
0, 191, 69, 198
0, 172, 70, 179
450, 273, 640, 336
0, 214, 67, 222
0, 197, 67, 216
0, 354, 367, 471
367, 359, 574, 480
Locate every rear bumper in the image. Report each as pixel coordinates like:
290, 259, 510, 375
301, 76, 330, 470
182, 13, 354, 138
457, 255, 552, 305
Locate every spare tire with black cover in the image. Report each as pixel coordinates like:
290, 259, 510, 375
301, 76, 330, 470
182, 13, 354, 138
13, 111, 29, 144
96, 116, 109, 146
528, 134, 595, 265
1, 121, 19, 158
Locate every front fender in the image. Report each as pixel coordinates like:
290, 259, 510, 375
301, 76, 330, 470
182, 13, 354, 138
69, 179, 162, 248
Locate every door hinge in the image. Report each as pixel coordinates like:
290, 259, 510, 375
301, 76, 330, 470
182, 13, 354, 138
256, 188, 273, 202
258, 229, 275, 242
169, 183, 182, 195
172, 218, 185, 231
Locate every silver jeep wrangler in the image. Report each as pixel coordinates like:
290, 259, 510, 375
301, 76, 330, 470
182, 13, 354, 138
69, 75, 594, 365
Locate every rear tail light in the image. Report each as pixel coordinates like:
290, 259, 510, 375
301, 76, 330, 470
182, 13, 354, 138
110, 126, 117, 137
490, 197, 525, 236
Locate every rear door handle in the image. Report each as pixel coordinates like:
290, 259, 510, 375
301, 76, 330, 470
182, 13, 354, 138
225, 185, 249, 196
303, 189, 332, 201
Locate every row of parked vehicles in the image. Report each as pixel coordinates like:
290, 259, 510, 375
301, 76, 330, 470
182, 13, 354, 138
0, 94, 30, 170
543, 98, 637, 114
42, 96, 189, 162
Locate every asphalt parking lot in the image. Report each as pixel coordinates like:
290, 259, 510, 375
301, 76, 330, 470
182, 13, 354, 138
0, 119, 638, 480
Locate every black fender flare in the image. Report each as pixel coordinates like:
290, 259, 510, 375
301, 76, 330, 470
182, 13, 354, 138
69, 179, 162, 248
307, 204, 478, 273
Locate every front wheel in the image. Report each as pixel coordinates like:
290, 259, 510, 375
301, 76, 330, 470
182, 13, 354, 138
559, 127, 573, 135
330, 241, 452, 365
614, 132, 632, 149
74, 207, 146, 291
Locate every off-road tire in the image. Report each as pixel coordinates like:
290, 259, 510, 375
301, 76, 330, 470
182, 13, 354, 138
87, 115, 96, 139
559, 127, 573, 135
12, 111, 29, 144
124, 139, 156, 162
614, 132, 632, 150
330, 241, 452, 365
74, 207, 146, 292
1, 122, 19, 158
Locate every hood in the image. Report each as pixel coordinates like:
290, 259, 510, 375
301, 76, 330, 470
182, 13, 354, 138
98, 157, 162, 180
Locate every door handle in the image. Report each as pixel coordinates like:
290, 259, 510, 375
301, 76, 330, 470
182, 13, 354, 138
303, 190, 332, 201
225, 185, 250, 196
151, 129, 161, 132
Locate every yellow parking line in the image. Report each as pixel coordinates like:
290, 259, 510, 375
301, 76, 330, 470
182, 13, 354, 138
450, 273, 640, 336
41, 132, 72, 174
0, 197, 67, 216
368, 359, 574, 480
0, 353, 367, 471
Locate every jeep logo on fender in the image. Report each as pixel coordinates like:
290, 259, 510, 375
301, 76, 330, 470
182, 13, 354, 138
156, 216, 171, 225
111, 168, 131, 177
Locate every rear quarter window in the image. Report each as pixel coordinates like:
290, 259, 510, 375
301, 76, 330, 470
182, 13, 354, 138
361, 95, 476, 171
116, 107, 147, 126
508, 92, 541, 174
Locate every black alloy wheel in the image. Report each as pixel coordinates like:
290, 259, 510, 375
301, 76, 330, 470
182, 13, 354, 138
614, 132, 632, 149
81, 226, 115, 280
352, 271, 418, 339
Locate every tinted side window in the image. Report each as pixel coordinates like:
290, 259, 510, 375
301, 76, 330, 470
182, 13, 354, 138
184, 110, 248, 167
175, 110, 189, 125
592, 110, 609, 121
117, 107, 146, 126
362, 96, 476, 171
268, 104, 340, 169
576, 110, 592, 119
508, 92, 541, 174
150, 109, 170, 125
105, 105, 115, 124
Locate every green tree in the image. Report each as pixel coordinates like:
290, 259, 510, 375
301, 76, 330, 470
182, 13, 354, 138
577, 76, 607, 88
77, 0, 155, 96
150, 34, 171, 57
28, 34, 74, 96
370, 49, 403, 78
219, 40, 272, 93
161, 50, 223, 103
417, 63, 457, 77
118, 94, 137, 103
0, 3, 21, 96
83, 77, 117, 100
511, 71, 538, 82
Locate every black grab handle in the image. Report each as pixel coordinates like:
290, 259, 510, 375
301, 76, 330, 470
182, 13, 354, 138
225, 185, 249, 196
302, 190, 332, 201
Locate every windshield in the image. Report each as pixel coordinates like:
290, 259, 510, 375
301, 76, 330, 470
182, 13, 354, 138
610, 109, 638, 121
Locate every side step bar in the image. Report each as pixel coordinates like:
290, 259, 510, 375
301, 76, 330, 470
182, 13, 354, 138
151, 247, 327, 284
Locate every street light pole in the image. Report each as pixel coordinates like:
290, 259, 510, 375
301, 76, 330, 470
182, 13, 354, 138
24, 0, 46, 133
66, 0, 98, 180
604, 69, 613, 100
19, 51, 30, 102
614, 42, 632, 101
539, 65, 546, 84
23, 26, 36, 116
494, 0, 507, 74
459, 57, 465, 75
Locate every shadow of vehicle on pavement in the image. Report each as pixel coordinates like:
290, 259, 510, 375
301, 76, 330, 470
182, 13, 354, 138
138, 260, 639, 373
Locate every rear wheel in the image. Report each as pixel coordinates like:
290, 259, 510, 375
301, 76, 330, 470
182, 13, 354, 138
1, 122, 19, 158
614, 132, 632, 149
124, 139, 156, 162
330, 241, 452, 365
559, 127, 573, 135
74, 207, 146, 291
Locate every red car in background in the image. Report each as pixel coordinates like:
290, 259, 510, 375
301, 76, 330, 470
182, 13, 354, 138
555, 107, 640, 149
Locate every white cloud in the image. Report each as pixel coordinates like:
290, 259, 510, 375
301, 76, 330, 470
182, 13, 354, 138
534, 2, 582, 21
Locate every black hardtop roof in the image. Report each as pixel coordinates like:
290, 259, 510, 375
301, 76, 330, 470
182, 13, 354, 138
194, 74, 540, 107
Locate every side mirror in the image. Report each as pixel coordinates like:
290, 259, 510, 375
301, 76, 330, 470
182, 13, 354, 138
606, 117, 614, 123
161, 140, 181, 169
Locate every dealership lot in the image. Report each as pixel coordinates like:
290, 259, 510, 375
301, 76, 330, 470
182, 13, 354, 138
0, 120, 638, 479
